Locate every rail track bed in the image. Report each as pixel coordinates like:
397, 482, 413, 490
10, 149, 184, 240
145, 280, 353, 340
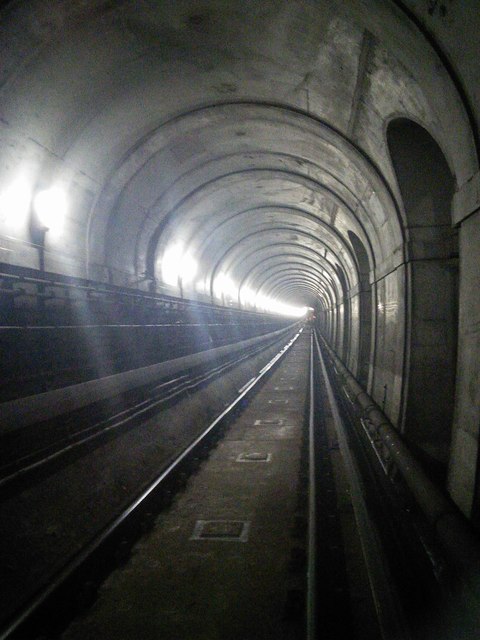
61, 329, 315, 640
3, 327, 460, 639
0, 336, 281, 497
42, 328, 383, 640
0, 330, 295, 637
0, 328, 394, 640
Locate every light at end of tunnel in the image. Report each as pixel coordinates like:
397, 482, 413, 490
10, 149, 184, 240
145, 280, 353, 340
275, 303, 307, 318
254, 292, 307, 317
33, 187, 68, 232
0, 176, 32, 228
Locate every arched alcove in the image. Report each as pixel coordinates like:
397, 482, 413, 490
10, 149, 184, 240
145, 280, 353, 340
334, 265, 351, 365
387, 118, 457, 478
348, 230, 372, 388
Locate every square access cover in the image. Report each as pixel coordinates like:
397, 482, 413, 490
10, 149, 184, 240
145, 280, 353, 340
191, 520, 250, 542
236, 452, 272, 462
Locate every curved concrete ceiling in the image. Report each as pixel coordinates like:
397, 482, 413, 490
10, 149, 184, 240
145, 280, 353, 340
0, 0, 477, 315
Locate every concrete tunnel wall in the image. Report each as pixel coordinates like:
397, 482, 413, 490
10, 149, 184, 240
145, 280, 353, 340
0, 0, 480, 523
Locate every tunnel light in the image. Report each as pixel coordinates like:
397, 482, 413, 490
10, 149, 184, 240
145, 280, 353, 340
255, 293, 275, 312
278, 303, 307, 317
161, 243, 197, 287
161, 243, 183, 286
214, 272, 237, 299
253, 292, 307, 317
254, 293, 268, 310
180, 253, 198, 284
0, 177, 32, 228
33, 187, 68, 231
195, 280, 207, 294
240, 286, 256, 306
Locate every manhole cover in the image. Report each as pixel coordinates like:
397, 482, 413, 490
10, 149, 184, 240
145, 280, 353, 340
236, 452, 272, 462
254, 418, 284, 425
191, 520, 250, 541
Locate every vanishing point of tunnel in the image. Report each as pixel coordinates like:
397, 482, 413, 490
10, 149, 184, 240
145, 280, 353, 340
0, 1, 480, 639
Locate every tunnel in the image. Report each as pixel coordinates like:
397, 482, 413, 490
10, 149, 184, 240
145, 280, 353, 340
0, 1, 480, 638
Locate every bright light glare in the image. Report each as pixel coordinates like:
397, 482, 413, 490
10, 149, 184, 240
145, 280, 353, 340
255, 293, 306, 317
0, 177, 32, 227
163, 249, 306, 317
214, 272, 237, 299
277, 303, 307, 317
240, 286, 256, 306
162, 244, 183, 285
33, 187, 68, 231
239, 283, 307, 316
195, 280, 207, 294
161, 243, 198, 287
181, 253, 198, 283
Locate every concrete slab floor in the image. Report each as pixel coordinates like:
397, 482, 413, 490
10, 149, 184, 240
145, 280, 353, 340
62, 338, 310, 640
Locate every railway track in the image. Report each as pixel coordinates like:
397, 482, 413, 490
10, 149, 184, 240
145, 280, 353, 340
0, 327, 298, 636
1, 326, 461, 639
0, 335, 284, 496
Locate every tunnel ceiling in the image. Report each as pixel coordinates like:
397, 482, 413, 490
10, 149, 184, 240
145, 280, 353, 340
0, 0, 477, 314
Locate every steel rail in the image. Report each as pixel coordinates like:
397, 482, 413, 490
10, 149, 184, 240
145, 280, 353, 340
0, 322, 262, 329
0, 337, 278, 490
0, 324, 297, 434
0, 327, 303, 640
306, 330, 317, 640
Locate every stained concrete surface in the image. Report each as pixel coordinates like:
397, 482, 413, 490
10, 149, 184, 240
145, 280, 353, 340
62, 337, 310, 639
0, 338, 287, 629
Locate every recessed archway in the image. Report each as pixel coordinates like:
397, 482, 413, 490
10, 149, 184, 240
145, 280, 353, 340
387, 118, 457, 475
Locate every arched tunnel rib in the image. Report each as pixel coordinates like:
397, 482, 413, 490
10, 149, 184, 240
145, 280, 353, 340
0, 2, 480, 639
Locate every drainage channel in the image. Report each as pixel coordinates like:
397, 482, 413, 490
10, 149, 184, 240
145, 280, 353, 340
0, 329, 303, 640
